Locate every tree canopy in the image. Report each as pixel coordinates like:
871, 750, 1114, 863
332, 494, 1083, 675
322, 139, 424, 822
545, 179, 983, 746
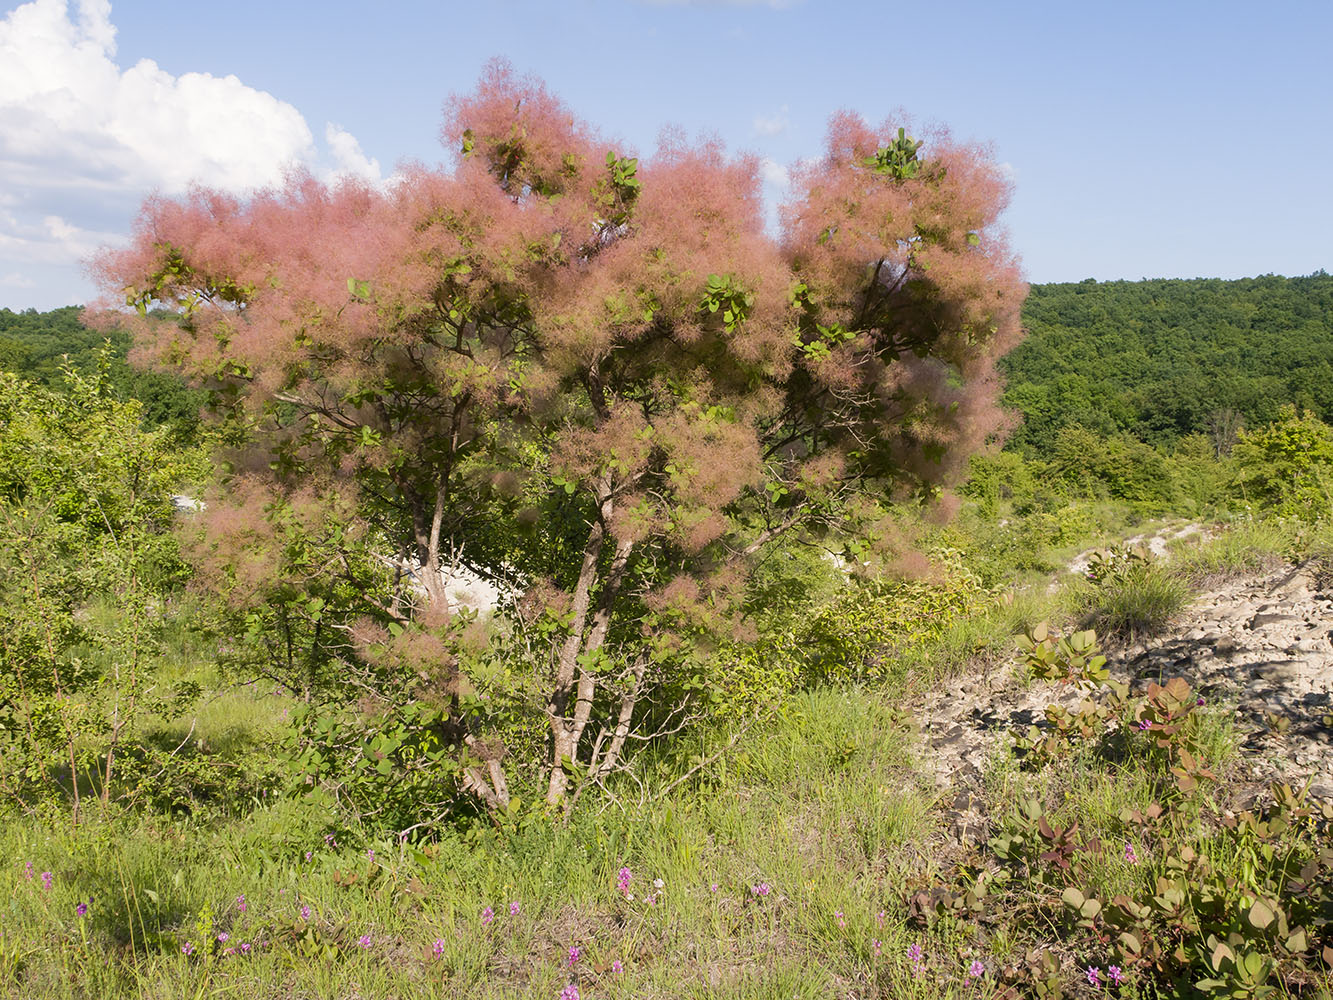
93, 61, 1025, 813
1000, 272, 1333, 452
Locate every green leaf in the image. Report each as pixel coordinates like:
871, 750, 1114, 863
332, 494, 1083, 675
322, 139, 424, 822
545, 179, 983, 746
1248, 899, 1276, 930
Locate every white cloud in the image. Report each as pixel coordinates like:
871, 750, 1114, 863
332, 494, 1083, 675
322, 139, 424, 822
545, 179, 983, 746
0, 272, 36, 288
759, 157, 789, 188
752, 105, 789, 138
0, 0, 383, 308
326, 123, 382, 184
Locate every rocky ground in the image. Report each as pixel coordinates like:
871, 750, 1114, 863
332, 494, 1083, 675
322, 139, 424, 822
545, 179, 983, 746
916, 558, 1333, 843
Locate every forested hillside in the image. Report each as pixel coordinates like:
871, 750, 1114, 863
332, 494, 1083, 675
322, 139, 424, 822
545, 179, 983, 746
0, 306, 202, 436
1001, 272, 1333, 451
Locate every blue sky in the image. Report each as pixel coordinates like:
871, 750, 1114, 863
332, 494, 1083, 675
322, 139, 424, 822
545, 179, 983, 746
1, 0, 1329, 310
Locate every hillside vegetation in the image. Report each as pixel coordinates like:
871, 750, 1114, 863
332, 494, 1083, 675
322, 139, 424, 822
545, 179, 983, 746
1001, 272, 1333, 452
2, 275, 1333, 999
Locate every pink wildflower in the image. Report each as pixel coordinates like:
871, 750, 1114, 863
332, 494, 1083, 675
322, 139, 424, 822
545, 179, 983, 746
510, 900, 521, 916
358, 934, 372, 949
432, 938, 446, 957
1087, 966, 1101, 986
480, 906, 494, 925
968, 959, 985, 978
1108, 965, 1125, 984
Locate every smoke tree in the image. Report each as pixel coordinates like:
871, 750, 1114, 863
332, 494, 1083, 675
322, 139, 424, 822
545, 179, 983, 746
95, 61, 1025, 815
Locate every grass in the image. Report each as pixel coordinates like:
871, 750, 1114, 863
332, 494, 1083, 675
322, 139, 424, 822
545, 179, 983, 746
1067, 563, 1192, 643
5, 510, 1331, 998
0, 685, 950, 999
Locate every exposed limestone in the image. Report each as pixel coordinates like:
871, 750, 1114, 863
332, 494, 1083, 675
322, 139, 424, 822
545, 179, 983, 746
916, 560, 1333, 845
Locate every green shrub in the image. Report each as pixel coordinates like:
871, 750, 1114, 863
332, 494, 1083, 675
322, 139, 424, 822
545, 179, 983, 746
1232, 404, 1333, 518
795, 551, 988, 683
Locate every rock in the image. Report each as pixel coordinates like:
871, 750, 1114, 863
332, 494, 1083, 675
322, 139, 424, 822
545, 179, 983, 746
1249, 612, 1300, 630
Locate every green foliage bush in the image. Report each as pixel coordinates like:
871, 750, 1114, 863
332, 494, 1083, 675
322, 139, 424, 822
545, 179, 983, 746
1232, 404, 1333, 518
795, 552, 989, 684
0, 360, 205, 817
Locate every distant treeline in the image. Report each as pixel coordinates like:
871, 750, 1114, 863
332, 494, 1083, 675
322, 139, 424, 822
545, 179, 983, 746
0, 305, 202, 436
1001, 271, 1333, 453
6, 272, 1333, 451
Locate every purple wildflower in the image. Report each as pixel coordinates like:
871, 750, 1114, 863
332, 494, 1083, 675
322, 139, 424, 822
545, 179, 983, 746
1196, 696, 1205, 706
432, 938, 446, 957
358, 934, 372, 949
480, 906, 494, 926
1108, 965, 1125, 984
611, 959, 624, 973
181, 941, 194, 956
509, 900, 521, 916
23, 862, 32, 880
907, 943, 923, 963
751, 882, 771, 897
559, 985, 580, 1000
240, 942, 251, 954
1137, 719, 1152, 731
366, 849, 375, 864
568, 945, 580, 966
968, 959, 985, 979
300, 905, 311, 921
616, 866, 632, 896
1087, 966, 1101, 986
217, 933, 229, 943
235, 894, 246, 912
835, 909, 846, 928
40, 871, 52, 891
1124, 841, 1139, 864
76, 901, 88, 917
872, 938, 882, 958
